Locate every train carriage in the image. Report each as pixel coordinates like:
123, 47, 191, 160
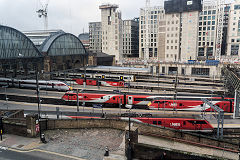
61, 91, 234, 112
130, 117, 214, 132
0, 78, 71, 91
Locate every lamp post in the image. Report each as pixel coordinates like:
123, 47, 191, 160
2, 86, 8, 110
77, 89, 79, 114
82, 89, 85, 112
164, 90, 166, 114
36, 71, 42, 142
127, 105, 132, 160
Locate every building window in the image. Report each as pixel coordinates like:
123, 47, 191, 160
167, 46, 169, 49
199, 32, 202, 36
208, 21, 211, 25
208, 16, 211, 20
232, 39, 235, 42
171, 46, 173, 49
199, 22, 202, 25
231, 44, 239, 55
212, 26, 215, 30
212, 10, 216, 14
212, 21, 215, 25
167, 40, 169, 43
233, 23, 236, 25
175, 46, 177, 49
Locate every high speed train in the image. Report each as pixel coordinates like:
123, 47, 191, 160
124, 117, 214, 132
0, 78, 72, 91
61, 91, 234, 112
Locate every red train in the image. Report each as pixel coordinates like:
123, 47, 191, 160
73, 78, 125, 87
130, 117, 214, 132
61, 91, 234, 112
148, 98, 234, 112
68, 115, 213, 132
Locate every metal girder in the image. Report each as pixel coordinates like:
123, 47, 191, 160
201, 98, 224, 139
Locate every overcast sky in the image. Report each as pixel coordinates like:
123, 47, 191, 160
0, 0, 163, 36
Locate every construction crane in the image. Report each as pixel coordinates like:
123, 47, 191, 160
144, 0, 150, 60
216, 0, 225, 60
36, 0, 50, 30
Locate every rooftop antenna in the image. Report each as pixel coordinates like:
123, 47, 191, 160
36, 0, 49, 30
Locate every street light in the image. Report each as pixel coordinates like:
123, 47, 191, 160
127, 105, 132, 160
2, 86, 8, 110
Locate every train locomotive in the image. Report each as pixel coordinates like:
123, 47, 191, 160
0, 78, 72, 91
126, 117, 214, 132
67, 115, 213, 132
61, 91, 234, 112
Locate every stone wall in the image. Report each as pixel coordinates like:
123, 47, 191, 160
133, 143, 218, 160
2, 113, 38, 138
41, 118, 239, 152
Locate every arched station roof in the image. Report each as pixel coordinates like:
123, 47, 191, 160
0, 25, 42, 59
39, 32, 87, 56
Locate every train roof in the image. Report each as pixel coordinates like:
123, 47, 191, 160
87, 66, 150, 73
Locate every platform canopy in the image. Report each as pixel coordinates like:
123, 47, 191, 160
0, 25, 42, 59
39, 32, 87, 56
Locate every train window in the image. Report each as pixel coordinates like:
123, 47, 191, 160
188, 120, 207, 124
134, 98, 146, 101
201, 104, 203, 107
113, 97, 115, 100
153, 121, 157, 125
179, 103, 183, 106
84, 96, 87, 98
129, 97, 132, 100
183, 121, 186, 125
158, 121, 162, 125
101, 97, 103, 99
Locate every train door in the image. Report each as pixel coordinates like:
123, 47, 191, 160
230, 100, 233, 113
123, 94, 126, 108
128, 96, 133, 105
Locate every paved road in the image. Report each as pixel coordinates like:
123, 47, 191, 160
0, 146, 82, 160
